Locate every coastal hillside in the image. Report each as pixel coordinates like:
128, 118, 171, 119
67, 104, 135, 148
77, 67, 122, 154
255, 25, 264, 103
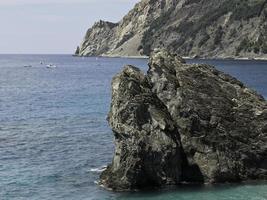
75, 0, 267, 59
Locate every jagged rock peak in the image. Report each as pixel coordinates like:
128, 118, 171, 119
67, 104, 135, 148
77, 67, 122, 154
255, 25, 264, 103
100, 63, 182, 191
100, 49, 267, 191
92, 20, 118, 29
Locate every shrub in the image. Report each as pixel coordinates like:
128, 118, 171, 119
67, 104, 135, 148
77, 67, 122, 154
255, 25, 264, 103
254, 46, 260, 53
262, 43, 267, 54
230, 0, 266, 20
229, 29, 237, 37
236, 37, 250, 54
198, 32, 210, 47
236, 35, 267, 55
214, 26, 224, 45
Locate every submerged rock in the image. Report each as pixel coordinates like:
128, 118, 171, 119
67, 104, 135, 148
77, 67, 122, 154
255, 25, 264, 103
100, 50, 267, 191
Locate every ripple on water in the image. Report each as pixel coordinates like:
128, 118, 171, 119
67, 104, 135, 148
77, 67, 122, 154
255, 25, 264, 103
0, 55, 266, 200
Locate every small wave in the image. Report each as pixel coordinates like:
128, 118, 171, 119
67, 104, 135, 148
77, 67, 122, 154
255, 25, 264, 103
89, 165, 107, 173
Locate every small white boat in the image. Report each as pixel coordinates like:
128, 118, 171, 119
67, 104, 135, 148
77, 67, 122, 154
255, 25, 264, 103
46, 64, 57, 69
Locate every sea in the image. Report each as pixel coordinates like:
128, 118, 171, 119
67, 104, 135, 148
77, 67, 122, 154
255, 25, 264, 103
0, 55, 266, 200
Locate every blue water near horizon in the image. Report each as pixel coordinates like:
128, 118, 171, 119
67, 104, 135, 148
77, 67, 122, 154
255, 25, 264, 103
0, 55, 266, 200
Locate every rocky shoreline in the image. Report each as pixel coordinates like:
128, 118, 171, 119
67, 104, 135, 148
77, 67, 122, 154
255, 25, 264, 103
99, 50, 267, 191
73, 53, 267, 61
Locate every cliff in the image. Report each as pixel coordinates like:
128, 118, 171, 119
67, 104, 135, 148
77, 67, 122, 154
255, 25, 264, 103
99, 50, 267, 191
76, 0, 267, 59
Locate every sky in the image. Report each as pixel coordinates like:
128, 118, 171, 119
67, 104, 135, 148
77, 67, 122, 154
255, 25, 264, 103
0, 0, 140, 54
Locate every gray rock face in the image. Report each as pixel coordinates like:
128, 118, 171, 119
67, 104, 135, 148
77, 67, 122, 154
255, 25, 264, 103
78, 20, 118, 56
100, 50, 267, 191
77, 0, 267, 59
100, 65, 182, 191
148, 50, 267, 183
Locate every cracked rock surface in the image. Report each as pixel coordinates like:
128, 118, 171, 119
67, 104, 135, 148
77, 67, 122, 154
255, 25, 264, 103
100, 50, 267, 191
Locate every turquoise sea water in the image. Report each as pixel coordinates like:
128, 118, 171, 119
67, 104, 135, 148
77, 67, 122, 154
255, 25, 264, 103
0, 55, 266, 200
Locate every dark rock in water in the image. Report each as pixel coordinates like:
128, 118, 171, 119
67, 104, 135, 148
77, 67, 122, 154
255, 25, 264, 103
100, 50, 267, 191
148, 50, 267, 183
74, 46, 80, 55
100, 65, 182, 191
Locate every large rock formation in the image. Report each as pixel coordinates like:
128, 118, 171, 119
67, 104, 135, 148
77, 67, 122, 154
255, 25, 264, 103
76, 0, 267, 59
100, 50, 267, 191
100, 66, 182, 191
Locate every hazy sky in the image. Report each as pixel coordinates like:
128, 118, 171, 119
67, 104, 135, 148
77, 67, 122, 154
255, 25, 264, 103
0, 0, 140, 54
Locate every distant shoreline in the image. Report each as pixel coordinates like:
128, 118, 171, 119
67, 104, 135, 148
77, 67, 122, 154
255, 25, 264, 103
73, 54, 267, 61
183, 56, 267, 61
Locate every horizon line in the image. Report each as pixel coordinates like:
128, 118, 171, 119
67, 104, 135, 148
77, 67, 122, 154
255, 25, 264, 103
0, 53, 74, 55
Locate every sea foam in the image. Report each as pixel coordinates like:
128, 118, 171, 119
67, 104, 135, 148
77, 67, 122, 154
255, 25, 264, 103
90, 165, 107, 173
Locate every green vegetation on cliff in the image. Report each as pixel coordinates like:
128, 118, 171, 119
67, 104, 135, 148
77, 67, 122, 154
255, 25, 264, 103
77, 0, 267, 58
